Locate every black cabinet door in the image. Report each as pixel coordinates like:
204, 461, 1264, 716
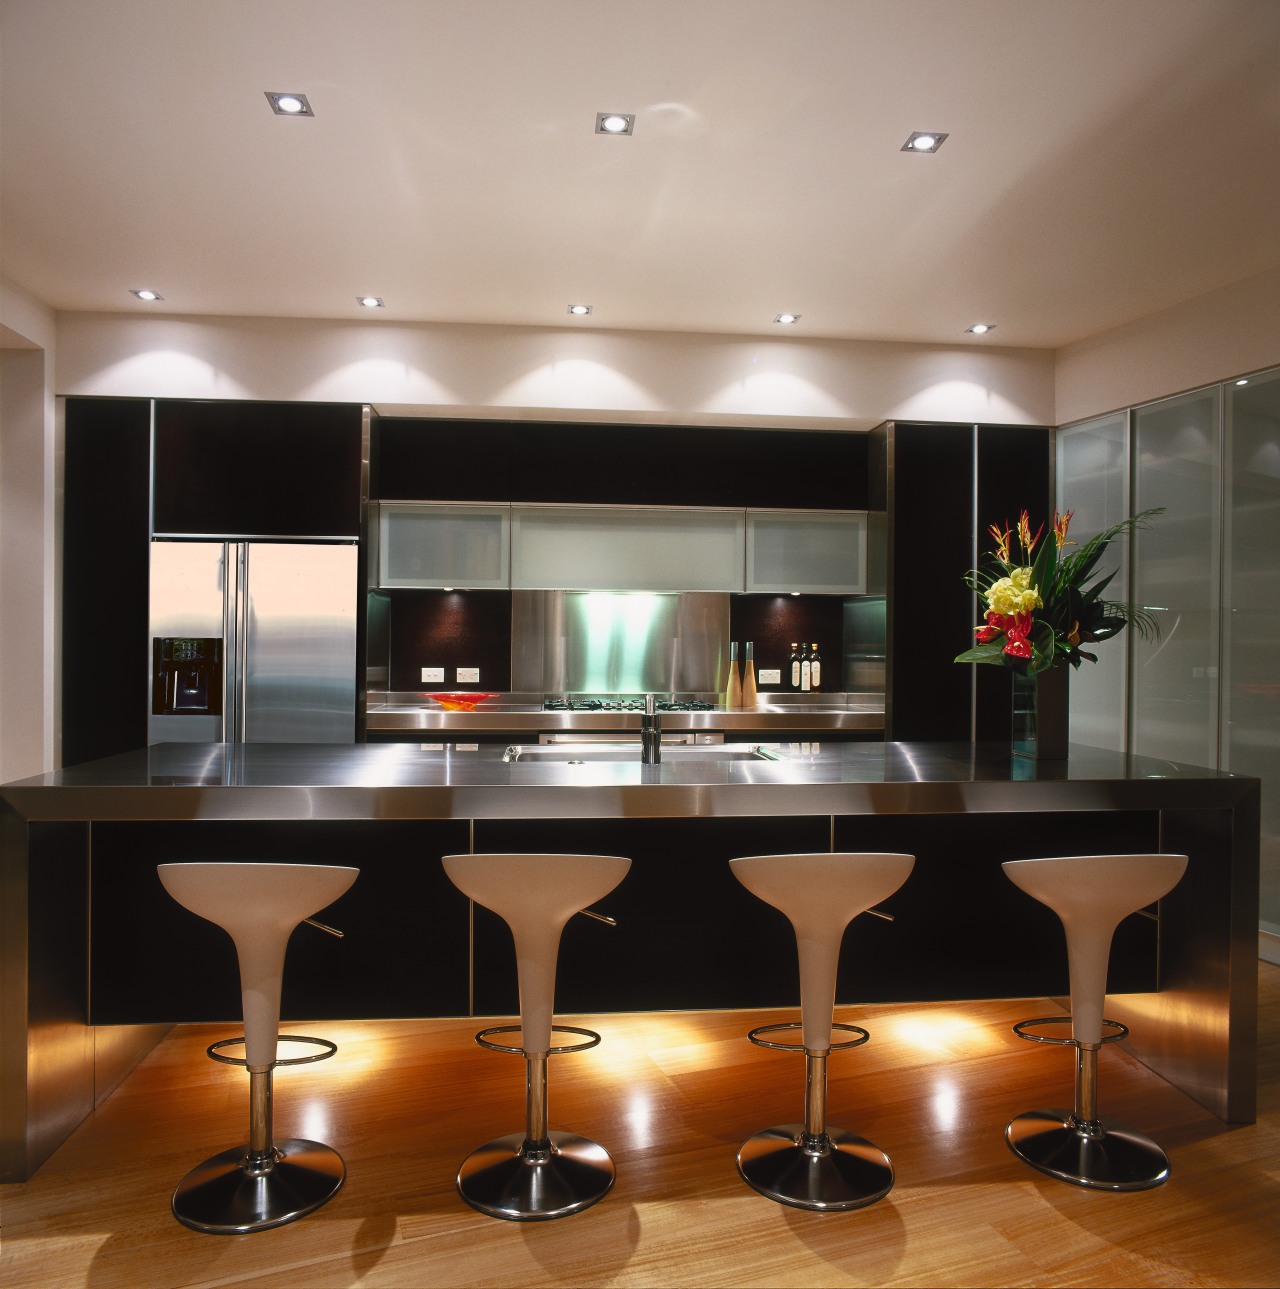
63, 398, 151, 764
153, 400, 364, 536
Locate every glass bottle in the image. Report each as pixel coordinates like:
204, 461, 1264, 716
800, 643, 812, 692
810, 643, 822, 692
726, 641, 742, 709
789, 642, 801, 692
742, 640, 757, 708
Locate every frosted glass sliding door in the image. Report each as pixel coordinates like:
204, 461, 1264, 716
1225, 369, 1280, 936
1056, 413, 1129, 751
1130, 389, 1222, 769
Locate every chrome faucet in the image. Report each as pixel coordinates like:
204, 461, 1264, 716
641, 693, 661, 764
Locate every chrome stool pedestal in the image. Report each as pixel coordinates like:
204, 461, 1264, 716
456, 1023, 613, 1221
442, 852, 631, 1222
738, 1020, 893, 1211
730, 852, 915, 1212
173, 1035, 343, 1234
158, 862, 358, 1234
1002, 853, 1188, 1192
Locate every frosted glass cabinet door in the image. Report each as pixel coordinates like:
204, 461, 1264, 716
377, 503, 510, 588
510, 506, 745, 592
1056, 414, 1129, 752
1130, 389, 1222, 769
745, 510, 866, 594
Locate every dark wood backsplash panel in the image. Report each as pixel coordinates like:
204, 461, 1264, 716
386, 589, 513, 691
729, 595, 845, 691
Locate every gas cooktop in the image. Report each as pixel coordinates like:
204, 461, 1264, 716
543, 696, 716, 713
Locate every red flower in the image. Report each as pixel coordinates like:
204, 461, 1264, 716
974, 610, 1007, 643
1002, 611, 1034, 659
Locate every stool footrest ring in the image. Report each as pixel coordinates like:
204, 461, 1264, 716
474, 1023, 602, 1057
205, 1035, 338, 1067
1012, 1016, 1128, 1047
747, 1020, 870, 1053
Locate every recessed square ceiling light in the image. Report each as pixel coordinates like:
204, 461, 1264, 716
357, 296, 385, 308
265, 92, 314, 117
774, 313, 801, 325
965, 323, 996, 334
595, 112, 634, 136
130, 289, 164, 301
567, 304, 592, 316
902, 131, 948, 153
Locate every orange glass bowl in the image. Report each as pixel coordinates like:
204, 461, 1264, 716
426, 692, 496, 712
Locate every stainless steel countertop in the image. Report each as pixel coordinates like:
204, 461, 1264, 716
0, 741, 1255, 823
366, 691, 885, 732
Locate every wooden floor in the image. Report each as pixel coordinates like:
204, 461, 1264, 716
4, 965, 1280, 1288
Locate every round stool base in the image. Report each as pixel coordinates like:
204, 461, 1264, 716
737, 1124, 894, 1211
1006, 1110, 1170, 1191
172, 1139, 346, 1234
456, 1130, 616, 1221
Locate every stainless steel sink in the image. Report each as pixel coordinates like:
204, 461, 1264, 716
502, 743, 786, 764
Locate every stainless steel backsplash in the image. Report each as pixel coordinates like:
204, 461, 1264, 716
511, 591, 729, 693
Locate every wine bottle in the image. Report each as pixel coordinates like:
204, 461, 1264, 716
800, 643, 812, 693
726, 641, 742, 709
789, 642, 801, 692
742, 640, 757, 708
810, 643, 822, 692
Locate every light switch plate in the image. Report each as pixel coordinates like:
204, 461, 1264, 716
421, 667, 445, 684
456, 666, 480, 683
759, 669, 781, 685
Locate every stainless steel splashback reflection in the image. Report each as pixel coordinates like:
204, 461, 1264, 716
511, 591, 728, 693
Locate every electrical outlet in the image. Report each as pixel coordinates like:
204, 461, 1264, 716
456, 666, 480, 684
759, 669, 781, 685
421, 667, 444, 684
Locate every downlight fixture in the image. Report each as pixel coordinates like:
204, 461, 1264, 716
965, 323, 996, 335
774, 313, 801, 325
595, 112, 634, 136
902, 131, 948, 153
357, 296, 385, 308
130, 289, 164, 301
567, 304, 593, 316
265, 92, 314, 117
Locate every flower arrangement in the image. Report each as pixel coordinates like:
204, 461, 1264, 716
954, 507, 1162, 675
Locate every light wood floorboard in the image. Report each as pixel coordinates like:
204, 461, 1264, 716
3, 966, 1279, 1288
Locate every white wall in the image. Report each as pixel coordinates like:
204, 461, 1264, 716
0, 278, 58, 781
56, 313, 1057, 429
1056, 263, 1280, 425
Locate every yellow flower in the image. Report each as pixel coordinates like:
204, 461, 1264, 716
986, 569, 1042, 617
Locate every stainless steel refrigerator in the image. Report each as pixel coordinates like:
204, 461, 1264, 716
148, 540, 359, 744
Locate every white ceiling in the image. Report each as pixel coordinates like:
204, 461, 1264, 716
3, 0, 1279, 351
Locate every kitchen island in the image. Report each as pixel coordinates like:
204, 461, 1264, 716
1, 740, 1259, 1181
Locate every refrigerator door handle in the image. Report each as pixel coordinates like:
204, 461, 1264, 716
237, 543, 251, 744
220, 542, 235, 743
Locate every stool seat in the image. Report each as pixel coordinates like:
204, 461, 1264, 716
730, 851, 914, 1211
442, 852, 630, 1220
158, 861, 357, 1233
1002, 852, 1187, 1191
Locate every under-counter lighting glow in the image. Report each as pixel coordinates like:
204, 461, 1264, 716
902, 130, 948, 153
966, 323, 995, 335
595, 112, 634, 135
266, 91, 313, 116
1236, 378, 1250, 386
130, 289, 163, 301
774, 313, 801, 325
357, 296, 384, 308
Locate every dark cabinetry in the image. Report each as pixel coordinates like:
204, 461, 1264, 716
153, 400, 365, 537
375, 418, 870, 509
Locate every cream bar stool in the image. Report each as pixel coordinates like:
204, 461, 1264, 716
1002, 852, 1188, 1190
157, 862, 358, 1233
729, 851, 915, 1211
442, 852, 631, 1221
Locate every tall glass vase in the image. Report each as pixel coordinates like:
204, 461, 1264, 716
1012, 666, 1070, 761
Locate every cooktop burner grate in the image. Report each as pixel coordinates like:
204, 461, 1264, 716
543, 696, 715, 713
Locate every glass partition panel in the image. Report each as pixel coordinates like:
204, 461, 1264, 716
1225, 368, 1280, 935
1130, 389, 1222, 769
1056, 413, 1129, 751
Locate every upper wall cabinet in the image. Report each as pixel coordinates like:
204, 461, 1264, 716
746, 510, 867, 594
153, 400, 366, 538
375, 503, 510, 589
511, 506, 746, 592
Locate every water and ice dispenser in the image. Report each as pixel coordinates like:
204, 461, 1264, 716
152, 636, 223, 717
